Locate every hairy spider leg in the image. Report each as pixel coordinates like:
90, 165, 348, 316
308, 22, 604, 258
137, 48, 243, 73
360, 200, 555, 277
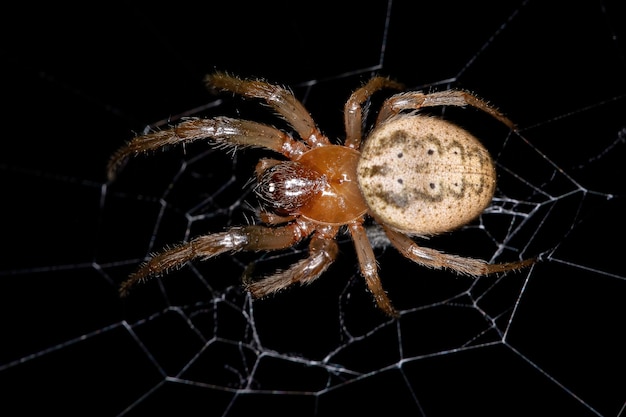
245, 227, 340, 298
377, 90, 516, 129
206, 72, 330, 148
109, 72, 338, 180
119, 219, 324, 297
383, 226, 536, 276
349, 221, 398, 317
343, 76, 404, 149
107, 117, 309, 180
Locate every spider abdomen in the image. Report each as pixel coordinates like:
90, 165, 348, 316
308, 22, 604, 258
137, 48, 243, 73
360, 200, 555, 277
357, 114, 497, 235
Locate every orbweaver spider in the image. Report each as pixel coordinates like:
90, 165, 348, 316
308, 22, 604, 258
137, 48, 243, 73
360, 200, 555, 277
108, 73, 534, 317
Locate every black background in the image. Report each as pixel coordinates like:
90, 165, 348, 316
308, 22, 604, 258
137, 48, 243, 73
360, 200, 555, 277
2, 1, 625, 416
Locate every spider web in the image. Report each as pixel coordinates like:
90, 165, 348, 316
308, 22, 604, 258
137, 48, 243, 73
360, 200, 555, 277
2, 1, 625, 415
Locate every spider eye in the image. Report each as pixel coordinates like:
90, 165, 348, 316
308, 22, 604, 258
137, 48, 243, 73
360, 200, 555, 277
255, 162, 324, 216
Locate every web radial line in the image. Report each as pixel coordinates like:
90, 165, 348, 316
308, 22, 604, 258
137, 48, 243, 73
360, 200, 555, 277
0, 322, 124, 372
118, 379, 168, 417
377, 0, 394, 68
549, 258, 626, 281
398, 366, 427, 415
506, 344, 603, 416
455, 0, 529, 79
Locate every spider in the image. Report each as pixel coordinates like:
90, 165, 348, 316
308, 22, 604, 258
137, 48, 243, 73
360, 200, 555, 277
108, 72, 535, 317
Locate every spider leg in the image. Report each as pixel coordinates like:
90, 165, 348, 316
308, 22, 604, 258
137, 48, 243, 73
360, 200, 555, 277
119, 221, 313, 297
206, 72, 330, 148
107, 116, 307, 180
383, 226, 535, 276
378, 89, 515, 129
349, 222, 398, 317
343, 76, 404, 149
245, 229, 339, 298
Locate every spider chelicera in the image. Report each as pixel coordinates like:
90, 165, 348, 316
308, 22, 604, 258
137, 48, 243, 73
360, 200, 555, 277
108, 73, 534, 317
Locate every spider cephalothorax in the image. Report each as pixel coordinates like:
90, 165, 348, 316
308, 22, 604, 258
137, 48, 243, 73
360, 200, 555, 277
109, 73, 534, 316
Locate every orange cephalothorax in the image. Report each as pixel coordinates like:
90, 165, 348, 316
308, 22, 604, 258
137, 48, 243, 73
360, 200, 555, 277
296, 145, 368, 225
